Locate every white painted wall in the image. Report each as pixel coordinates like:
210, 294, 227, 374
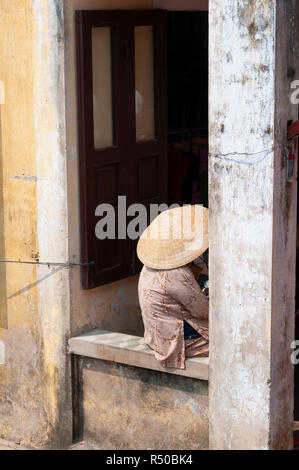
209, 0, 299, 450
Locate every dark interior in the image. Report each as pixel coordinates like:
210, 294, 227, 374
167, 11, 208, 208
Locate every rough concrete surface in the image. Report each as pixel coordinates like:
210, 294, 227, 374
79, 358, 209, 450
0, 439, 29, 450
209, 0, 299, 449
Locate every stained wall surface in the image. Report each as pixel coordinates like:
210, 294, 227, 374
79, 358, 209, 449
209, 0, 299, 450
0, 0, 72, 448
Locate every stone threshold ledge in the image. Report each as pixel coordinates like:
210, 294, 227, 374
68, 329, 209, 381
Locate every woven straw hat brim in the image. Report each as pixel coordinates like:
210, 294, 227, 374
137, 205, 208, 270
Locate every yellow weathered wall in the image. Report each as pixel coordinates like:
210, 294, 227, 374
64, 0, 152, 337
0, 0, 155, 448
0, 0, 71, 448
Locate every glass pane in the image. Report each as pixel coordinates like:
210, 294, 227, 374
92, 27, 113, 149
135, 26, 155, 142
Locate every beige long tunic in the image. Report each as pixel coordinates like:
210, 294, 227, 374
138, 264, 209, 369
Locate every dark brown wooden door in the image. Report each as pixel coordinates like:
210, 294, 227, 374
76, 10, 168, 289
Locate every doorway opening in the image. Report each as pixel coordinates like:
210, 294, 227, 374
75, 8, 209, 337
167, 11, 208, 209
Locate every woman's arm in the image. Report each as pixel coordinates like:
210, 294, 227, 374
168, 266, 209, 321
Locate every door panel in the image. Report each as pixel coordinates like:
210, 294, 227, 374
92, 26, 114, 149
76, 10, 167, 288
134, 25, 156, 142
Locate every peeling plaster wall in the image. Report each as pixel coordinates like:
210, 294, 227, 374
64, 0, 153, 337
79, 358, 209, 450
209, 0, 298, 450
0, 0, 71, 449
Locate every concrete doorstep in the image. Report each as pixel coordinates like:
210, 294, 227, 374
1, 422, 299, 450
0, 439, 102, 451
0, 439, 29, 450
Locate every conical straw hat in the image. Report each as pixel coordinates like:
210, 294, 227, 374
137, 205, 208, 270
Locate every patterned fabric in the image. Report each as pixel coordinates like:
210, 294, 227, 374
138, 264, 209, 369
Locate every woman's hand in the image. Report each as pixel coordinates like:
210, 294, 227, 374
190, 263, 203, 280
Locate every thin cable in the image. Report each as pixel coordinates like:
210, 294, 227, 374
0, 260, 94, 268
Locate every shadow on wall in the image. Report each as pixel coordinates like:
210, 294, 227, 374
0, 107, 8, 329
70, 273, 145, 338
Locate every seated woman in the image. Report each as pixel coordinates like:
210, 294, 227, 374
137, 205, 209, 370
